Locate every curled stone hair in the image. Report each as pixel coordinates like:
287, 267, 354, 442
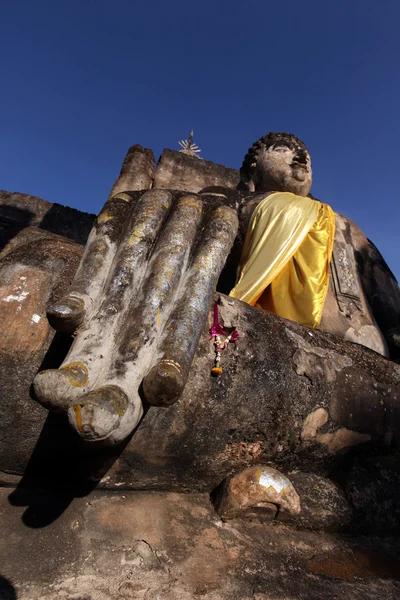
240, 132, 309, 185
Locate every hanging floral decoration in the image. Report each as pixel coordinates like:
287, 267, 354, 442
209, 301, 239, 376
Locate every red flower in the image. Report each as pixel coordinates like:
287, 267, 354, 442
209, 323, 224, 339
230, 328, 239, 343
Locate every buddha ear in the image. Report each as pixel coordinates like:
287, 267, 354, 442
237, 169, 255, 192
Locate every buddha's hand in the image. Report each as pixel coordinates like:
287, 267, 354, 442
33, 190, 238, 444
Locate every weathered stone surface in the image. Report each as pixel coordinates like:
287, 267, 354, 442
0, 227, 83, 473
0, 189, 51, 225
2, 488, 400, 599
212, 468, 363, 534
213, 465, 301, 520
153, 149, 240, 193
211, 465, 354, 534
96, 294, 400, 494
213, 469, 353, 532
108, 144, 155, 197
0, 189, 94, 248
344, 455, 400, 534
287, 471, 353, 531
3, 286, 400, 530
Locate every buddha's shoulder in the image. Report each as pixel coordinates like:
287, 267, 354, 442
308, 194, 365, 241
330, 210, 367, 241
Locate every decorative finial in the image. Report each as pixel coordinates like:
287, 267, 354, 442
178, 130, 203, 159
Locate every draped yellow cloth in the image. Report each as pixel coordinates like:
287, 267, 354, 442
229, 192, 335, 328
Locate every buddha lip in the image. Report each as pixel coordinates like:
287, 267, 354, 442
291, 162, 307, 169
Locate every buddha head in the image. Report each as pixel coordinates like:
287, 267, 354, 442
240, 132, 312, 197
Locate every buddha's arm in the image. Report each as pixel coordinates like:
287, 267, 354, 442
239, 193, 271, 239
234, 193, 273, 258
350, 220, 400, 360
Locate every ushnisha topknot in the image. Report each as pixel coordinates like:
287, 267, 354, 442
240, 132, 309, 185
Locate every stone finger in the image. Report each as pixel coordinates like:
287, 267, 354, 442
68, 195, 204, 443
143, 205, 238, 406
97, 189, 174, 317
108, 144, 154, 197
34, 190, 174, 413
33, 360, 91, 413
47, 193, 135, 333
67, 385, 141, 445
112, 194, 204, 367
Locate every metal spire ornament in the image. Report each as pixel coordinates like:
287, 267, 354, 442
178, 129, 203, 159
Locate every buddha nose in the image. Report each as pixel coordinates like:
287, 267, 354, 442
294, 148, 307, 164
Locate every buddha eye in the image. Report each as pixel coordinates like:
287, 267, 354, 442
273, 146, 287, 152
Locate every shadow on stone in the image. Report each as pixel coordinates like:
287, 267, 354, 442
0, 575, 17, 600
330, 447, 400, 535
39, 204, 94, 246
7, 410, 133, 528
33, 331, 74, 375
0, 205, 35, 251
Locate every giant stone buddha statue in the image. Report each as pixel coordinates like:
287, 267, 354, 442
230, 132, 400, 360
32, 131, 400, 448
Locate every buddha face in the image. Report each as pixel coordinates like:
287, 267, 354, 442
253, 142, 312, 197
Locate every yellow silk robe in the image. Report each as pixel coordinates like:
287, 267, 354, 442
229, 192, 335, 328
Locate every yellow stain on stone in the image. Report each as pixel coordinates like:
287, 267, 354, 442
127, 230, 142, 247
97, 212, 114, 225
93, 242, 107, 253
73, 404, 83, 432
84, 386, 128, 417
157, 308, 161, 329
178, 196, 203, 210
59, 362, 89, 387
150, 195, 173, 208
112, 192, 132, 202
159, 359, 182, 374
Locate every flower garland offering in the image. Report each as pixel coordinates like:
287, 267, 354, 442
209, 301, 239, 376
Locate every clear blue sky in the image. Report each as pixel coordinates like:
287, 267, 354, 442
1, 1, 399, 279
